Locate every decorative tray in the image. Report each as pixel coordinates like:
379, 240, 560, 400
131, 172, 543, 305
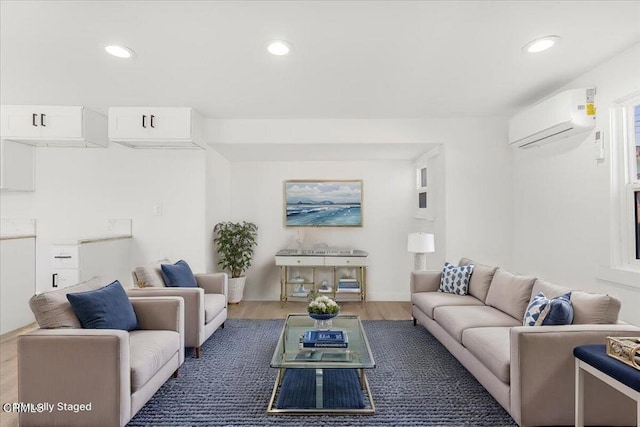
606, 336, 640, 370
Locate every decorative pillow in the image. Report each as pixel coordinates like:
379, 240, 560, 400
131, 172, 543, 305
542, 292, 573, 325
523, 292, 573, 326
161, 259, 198, 287
29, 276, 113, 329
439, 262, 475, 295
66, 281, 138, 331
134, 259, 171, 288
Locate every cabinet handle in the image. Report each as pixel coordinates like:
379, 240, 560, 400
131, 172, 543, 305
32, 113, 38, 127
40, 114, 46, 127
150, 114, 155, 128
52, 273, 58, 288
142, 115, 147, 128
54, 255, 72, 259
297, 260, 301, 264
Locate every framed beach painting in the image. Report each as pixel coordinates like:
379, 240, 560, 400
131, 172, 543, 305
284, 180, 363, 227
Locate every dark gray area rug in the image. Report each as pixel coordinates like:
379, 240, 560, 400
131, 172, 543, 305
128, 319, 517, 426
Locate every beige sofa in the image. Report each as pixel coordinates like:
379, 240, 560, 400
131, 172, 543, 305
127, 260, 227, 358
411, 258, 640, 427
19, 277, 185, 427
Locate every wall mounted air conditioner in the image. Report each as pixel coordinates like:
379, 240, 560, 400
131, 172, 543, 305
508, 88, 596, 149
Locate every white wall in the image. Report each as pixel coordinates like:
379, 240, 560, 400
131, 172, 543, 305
209, 116, 513, 301
0, 143, 208, 292
231, 160, 416, 301
205, 147, 231, 273
512, 43, 640, 325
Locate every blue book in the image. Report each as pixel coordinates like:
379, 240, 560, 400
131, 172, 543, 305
301, 330, 348, 348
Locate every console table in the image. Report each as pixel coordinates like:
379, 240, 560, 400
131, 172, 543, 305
574, 344, 640, 427
275, 249, 368, 302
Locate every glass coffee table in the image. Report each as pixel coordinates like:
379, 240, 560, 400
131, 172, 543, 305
268, 314, 376, 414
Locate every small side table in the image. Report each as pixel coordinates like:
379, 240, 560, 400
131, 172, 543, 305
574, 344, 640, 427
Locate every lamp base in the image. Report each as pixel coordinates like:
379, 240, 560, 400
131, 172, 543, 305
414, 253, 427, 271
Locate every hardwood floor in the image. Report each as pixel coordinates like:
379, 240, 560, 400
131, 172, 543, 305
0, 301, 411, 427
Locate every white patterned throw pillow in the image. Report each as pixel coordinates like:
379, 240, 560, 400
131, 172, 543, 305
523, 292, 549, 326
439, 262, 475, 295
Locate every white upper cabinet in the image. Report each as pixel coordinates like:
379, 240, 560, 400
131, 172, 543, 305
108, 107, 205, 149
0, 105, 108, 147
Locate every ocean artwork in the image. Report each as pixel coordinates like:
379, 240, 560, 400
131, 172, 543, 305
285, 180, 363, 227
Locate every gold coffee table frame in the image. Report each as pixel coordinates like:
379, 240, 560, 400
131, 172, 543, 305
267, 314, 376, 414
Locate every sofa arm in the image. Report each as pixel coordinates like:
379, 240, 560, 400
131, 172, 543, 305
130, 296, 184, 364
410, 270, 441, 293
18, 329, 130, 427
195, 273, 228, 298
510, 324, 640, 427
127, 288, 203, 348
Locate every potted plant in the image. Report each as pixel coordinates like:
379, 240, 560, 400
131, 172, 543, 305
213, 221, 258, 303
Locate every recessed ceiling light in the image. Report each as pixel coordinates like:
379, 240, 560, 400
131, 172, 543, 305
267, 40, 292, 56
105, 44, 136, 59
523, 36, 560, 53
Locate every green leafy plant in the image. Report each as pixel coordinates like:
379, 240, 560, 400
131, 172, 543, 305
213, 221, 258, 278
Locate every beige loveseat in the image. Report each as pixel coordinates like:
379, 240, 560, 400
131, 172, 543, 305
127, 260, 227, 358
411, 258, 640, 427
19, 277, 185, 427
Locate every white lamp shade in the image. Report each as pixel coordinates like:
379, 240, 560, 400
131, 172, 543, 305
407, 232, 435, 253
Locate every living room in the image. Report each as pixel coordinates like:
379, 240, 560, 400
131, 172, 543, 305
1, 1, 639, 426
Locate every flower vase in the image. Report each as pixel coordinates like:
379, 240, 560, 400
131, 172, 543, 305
309, 312, 338, 330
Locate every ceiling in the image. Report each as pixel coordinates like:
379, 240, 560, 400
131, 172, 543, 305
1, 0, 640, 122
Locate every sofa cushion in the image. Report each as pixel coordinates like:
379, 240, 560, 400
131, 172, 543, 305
204, 294, 226, 324
532, 279, 620, 324
66, 281, 138, 331
460, 258, 498, 303
134, 260, 169, 288
485, 269, 536, 321
439, 262, 474, 295
433, 305, 521, 343
161, 260, 198, 288
129, 330, 180, 392
572, 291, 621, 324
411, 292, 484, 319
29, 276, 112, 329
462, 327, 511, 384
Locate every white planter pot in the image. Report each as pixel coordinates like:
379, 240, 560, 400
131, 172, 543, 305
228, 276, 246, 303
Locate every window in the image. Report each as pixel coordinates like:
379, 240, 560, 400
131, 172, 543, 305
417, 167, 428, 209
612, 93, 640, 269
414, 146, 440, 220
634, 104, 640, 259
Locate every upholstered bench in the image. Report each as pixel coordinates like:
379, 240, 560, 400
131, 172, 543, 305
574, 344, 640, 427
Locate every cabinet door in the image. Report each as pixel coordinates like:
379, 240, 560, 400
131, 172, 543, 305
148, 108, 192, 139
108, 108, 150, 139
52, 269, 80, 289
1, 106, 42, 138
39, 106, 83, 139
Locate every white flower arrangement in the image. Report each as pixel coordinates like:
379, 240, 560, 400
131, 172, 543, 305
308, 295, 340, 315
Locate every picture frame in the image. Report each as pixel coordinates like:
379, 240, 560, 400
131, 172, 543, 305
284, 180, 363, 227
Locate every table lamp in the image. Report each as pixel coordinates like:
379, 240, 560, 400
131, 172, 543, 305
407, 232, 435, 270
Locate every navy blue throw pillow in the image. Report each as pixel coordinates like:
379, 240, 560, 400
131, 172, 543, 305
161, 259, 198, 287
542, 292, 574, 325
66, 281, 138, 331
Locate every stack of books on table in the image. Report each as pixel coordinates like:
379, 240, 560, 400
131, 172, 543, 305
337, 278, 360, 293
299, 330, 349, 349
